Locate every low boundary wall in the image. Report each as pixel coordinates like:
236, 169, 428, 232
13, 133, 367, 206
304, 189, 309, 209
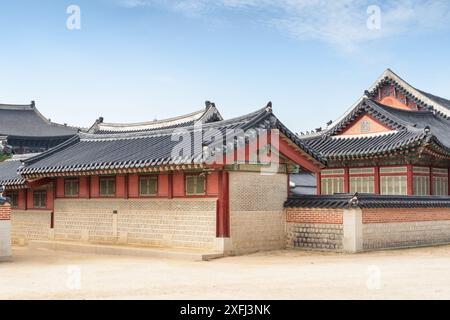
285, 195, 450, 253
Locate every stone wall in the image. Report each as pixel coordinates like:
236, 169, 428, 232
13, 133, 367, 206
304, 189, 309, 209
11, 210, 52, 245
362, 208, 450, 250
0, 204, 12, 260
286, 208, 344, 251
53, 198, 217, 249
285, 206, 450, 252
229, 172, 287, 254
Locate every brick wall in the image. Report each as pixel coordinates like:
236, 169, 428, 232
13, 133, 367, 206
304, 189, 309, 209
11, 210, 52, 245
0, 204, 12, 259
0, 204, 11, 220
285, 208, 344, 251
362, 208, 450, 224
53, 198, 217, 249
287, 208, 343, 224
229, 172, 287, 254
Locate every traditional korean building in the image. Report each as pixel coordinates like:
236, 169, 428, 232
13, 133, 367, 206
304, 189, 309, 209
3, 103, 323, 254
5, 69, 450, 255
0, 101, 79, 155
285, 69, 450, 253
299, 69, 450, 197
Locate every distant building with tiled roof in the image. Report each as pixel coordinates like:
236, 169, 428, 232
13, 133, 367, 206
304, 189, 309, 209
0, 101, 79, 154
87, 101, 223, 134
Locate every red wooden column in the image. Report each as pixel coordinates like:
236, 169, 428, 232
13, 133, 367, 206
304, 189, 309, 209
374, 166, 381, 194
87, 176, 91, 199
167, 173, 173, 199
344, 167, 350, 193
24, 189, 28, 210
407, 165, 414, 196
124, 174, 129, 199
216, 171, 230, 238
448, 168, 450, 196
316, 171, 321, 195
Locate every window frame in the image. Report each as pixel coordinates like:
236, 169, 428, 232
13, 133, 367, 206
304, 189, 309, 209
8, 191, 19, 209
139, 175, 158, 197
33, 190, 47, 209
99, 176, 116, 197
185, 174, 207, 196
320, 168, 345, 195
64, 178, 80, 197
413, 167, 431, 196
432, 168, 449, 196
349, 167, 375, 194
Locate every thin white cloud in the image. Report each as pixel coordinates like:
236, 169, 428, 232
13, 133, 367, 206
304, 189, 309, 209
116, 0, 450, 51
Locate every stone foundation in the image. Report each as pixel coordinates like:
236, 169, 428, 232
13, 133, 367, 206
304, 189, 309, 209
286, 208, 344, 251
53, 198, 217, 250
11, 210, 52, 245
286, 223, 343, 250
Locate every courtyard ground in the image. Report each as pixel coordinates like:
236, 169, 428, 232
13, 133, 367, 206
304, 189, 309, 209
1, 245, 450, 299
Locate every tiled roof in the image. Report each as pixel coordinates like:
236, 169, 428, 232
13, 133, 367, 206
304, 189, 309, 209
300, 98, 450, 160
19, 105, 324, 177
0, 102, 79, 138
367, 69, 450, 117
285, 193, 450, 209
0, 160, 26, 188
88, 102, 223, 134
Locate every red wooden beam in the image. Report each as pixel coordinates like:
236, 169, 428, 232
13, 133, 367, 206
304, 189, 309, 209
277, 138, 321, 173
407, 165, 414, 196
316, 172, 322, 195
216, 171, 230, 238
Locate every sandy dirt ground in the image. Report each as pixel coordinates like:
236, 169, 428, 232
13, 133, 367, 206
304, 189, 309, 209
1, 245, 450, 300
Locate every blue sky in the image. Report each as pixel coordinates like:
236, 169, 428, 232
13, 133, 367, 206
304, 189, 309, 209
1, 0, 450, 132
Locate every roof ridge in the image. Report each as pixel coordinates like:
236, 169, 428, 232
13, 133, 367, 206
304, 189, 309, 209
90, 102, 224, 134
368, 68, 450, 116
80, 106, 271, 141
98, 107, 208, 128
0, 102, 34, 110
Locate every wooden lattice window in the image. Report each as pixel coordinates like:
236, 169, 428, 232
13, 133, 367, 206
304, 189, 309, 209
33, 190, 47, 209
100, 177, 116, 197
64, 179, 79, 197
186, 175, 206, 196
139, 176, 158, 196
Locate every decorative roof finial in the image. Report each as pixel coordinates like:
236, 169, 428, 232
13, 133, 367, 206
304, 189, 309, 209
266, 101, 273, 112
363, 90, 370, 99
31, 100, 35, 108
98, 117, 104, 123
